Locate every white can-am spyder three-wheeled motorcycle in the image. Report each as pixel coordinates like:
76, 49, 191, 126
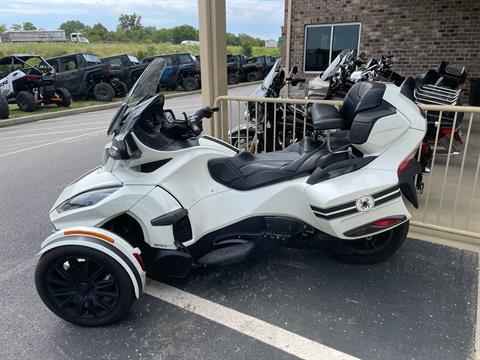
35, 58, 426, 326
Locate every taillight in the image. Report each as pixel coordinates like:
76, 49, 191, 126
344, 215, 407, 237
397, 150, 417, 175
132, 252, 146, 271
25, 75, 41, 81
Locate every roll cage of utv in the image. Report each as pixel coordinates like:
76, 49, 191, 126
101, 54, 148, 91
0, 54, 71, 112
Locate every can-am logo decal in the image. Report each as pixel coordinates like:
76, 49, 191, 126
355, 195, 375, 212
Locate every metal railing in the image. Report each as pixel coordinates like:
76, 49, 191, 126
213, 95, 480, 238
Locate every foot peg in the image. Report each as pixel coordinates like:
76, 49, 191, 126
197, 242, 255, 266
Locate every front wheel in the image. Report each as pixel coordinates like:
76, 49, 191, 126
326, 221, 409, 264
35, 246, 135, 326
182, 76, 199, 92
55, 87, 72, 107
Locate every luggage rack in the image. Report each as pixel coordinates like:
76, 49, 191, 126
414, 84, 461, 106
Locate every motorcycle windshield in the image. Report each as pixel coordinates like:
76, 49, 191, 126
261, 58, 282, 91
107, 58, 166, 135
320, 49, 350, 81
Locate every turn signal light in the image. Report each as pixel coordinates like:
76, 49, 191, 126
64, 229, 115, 244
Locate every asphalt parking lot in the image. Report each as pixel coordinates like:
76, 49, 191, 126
0, 85, 479, 360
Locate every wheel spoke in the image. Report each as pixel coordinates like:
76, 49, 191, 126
80, 259, 89, 279
76, 297, 87, 315
88, 265, 105, 281
67, 258, 81, 273
96, 279, 116, 289
47, 276, 71, 287
59, 294, 75, 309
95, 297, 112, 311
49, 289, 77, 297
54, 267, 74, 281
96, 290, 118, 298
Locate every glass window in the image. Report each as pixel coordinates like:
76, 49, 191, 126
178, 54, 193, 64
305, 26, 331, 72
304, 23, 360, 72
128, 55, 139, 64
82, 54, 101, 64
108, 58, 123, 68
61, 59, 78, 71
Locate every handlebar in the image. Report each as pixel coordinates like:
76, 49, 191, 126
188, 106, 220, 136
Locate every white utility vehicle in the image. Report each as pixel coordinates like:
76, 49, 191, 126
35, 58, 426, 326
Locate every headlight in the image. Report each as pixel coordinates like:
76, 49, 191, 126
57, 187, 121, 213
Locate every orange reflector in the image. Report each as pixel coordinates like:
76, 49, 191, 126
64, 230, 115, 244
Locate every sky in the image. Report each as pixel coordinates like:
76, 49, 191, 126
0, 0, 285, 40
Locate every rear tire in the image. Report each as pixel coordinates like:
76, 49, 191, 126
228, 73, 240, 85
0, 93, 9, 119
55, 88, 72, 107
112, 80, 128, 98
16, 91, 37, 112
326, 221, 409, 264
93, 82, 115, 102
35, 245, 135, 326
247, 72, 259, 82
182, 76, 199, 92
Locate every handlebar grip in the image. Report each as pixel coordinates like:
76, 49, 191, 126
190, 122, 202, 136
210, 107, 220, 112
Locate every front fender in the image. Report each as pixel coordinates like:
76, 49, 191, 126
39, 226, 146, 298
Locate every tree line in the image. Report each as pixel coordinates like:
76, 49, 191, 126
0, 14, 266, 56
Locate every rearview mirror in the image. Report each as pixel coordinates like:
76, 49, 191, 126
291, 66, 298, 74
164, 109, 176, 122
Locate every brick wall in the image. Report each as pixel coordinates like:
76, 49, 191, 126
282, 0, 480, 102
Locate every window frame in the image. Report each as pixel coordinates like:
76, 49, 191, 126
303, 22, 361, 74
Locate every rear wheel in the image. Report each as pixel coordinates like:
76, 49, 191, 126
55, 88, 72, 107
0, 93, 9, 119
228, 72, 240, 85
247, 72, 259, 82
16, 91, 37, 112
326, 221, 409, 264
35, 246, 135, 326
112, 80, 128, 98
93, 82, 115, 102
182, 76, 199, 92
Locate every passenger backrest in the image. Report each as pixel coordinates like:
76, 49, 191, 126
340, 81, 386, 128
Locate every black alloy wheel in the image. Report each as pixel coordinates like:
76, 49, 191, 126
35, 246, 134, 326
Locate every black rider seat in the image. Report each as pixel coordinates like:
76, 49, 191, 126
208, 138, 347, 190
208, 82, 387, 191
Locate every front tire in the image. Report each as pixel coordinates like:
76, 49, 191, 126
326, 221, 409, 264
35, 246, 135, 326
0, 93, 9, 119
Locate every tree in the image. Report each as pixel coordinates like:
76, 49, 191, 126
22, 22, 37, 30
11, 24, 22, 31
117, 13, 142, 33
84, 22, 108, 41
59, 20, 86, 36
171, 24, 198, 44
0, 24, 7, 33
238, 33, 257, 57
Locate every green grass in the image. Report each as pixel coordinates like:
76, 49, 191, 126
6, 99, 115, 119
6, 89, 183, 119
0, 42, 279, 59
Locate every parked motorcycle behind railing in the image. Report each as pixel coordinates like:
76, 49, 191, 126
229, 59, 309, 152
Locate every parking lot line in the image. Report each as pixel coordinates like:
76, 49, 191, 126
146, 281, 360, 360
0, 126, 106, 140
0, 129, 105, 158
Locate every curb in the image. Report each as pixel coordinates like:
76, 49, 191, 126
0, 81, 262, 129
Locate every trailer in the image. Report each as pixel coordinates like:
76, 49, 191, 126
1, 30, 67, 43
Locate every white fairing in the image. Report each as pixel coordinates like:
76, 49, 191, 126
48, 83, 426, 255
0, 70, 26, 97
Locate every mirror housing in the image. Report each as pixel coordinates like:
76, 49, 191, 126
291, 66, 298, 74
